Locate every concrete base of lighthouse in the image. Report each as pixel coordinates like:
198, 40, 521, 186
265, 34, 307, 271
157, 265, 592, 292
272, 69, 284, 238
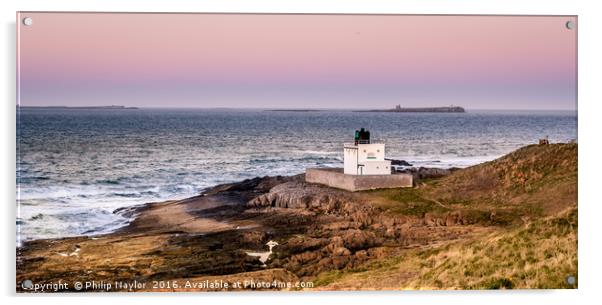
305, 168, 413, 192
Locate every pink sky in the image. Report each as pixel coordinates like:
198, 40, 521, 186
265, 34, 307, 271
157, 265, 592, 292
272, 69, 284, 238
17, 13, 577, 109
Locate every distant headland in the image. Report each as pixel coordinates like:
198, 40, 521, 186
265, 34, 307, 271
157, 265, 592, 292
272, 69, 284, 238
356, 105, 466, 113
19, 105, 139, 110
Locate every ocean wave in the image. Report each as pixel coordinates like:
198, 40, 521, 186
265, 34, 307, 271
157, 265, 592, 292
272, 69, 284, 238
18, 206, 133, 243
18, 176, 51, 182
400, 155, 502, 168
17, 109, 577, 241
249, 155, 341, 164
293, 150, 339, 155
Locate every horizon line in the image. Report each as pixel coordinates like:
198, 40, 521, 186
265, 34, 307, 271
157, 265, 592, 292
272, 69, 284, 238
18, 105, 578, 112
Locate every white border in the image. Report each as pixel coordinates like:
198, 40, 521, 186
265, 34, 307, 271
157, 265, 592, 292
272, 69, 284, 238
2, 1, 600, 305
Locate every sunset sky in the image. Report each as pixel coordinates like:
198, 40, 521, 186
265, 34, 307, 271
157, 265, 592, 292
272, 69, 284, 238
17, 13, 577, 110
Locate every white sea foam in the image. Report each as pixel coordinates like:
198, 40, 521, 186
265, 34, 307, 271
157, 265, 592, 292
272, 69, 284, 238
16, 108, 577, 241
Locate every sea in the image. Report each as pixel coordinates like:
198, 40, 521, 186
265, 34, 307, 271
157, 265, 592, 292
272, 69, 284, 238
16, 108, 577, 243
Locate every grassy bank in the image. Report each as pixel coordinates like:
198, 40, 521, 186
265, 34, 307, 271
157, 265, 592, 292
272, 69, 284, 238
315, 143, 578, 289
315, 206, 577, 290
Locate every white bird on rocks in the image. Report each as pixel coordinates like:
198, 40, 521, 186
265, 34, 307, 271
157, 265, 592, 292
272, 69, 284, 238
245, 240, 279, 267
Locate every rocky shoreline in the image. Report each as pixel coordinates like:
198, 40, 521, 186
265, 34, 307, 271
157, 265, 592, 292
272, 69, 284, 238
16, 143, 578, 291
16, 173, 485, 292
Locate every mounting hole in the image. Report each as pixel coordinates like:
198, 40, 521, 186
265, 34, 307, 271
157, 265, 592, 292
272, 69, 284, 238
22, 17, 33, 26
566, 21, 574, 30
21, 279, 33, 289
566, 275, 576, 285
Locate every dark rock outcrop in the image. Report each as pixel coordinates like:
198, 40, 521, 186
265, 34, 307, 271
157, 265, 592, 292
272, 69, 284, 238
17, 173, 491, 290
387, 159, 413, 166
396, 167, 460, 181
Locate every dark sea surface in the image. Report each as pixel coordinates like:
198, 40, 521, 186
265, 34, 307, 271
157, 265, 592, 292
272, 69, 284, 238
16, 108, 577, 242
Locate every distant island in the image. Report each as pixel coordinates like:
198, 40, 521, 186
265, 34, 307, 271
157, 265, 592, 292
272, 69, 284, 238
356, 105, 466, 113
19, 105, 139, 110
266, 109, 322, 112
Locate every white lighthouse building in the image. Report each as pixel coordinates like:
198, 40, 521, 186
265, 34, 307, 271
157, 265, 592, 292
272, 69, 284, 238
306, 128, 411, 191
343, 128, 392, 175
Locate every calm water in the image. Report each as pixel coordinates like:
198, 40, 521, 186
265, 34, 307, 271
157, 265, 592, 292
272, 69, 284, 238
16, 108, 577, 242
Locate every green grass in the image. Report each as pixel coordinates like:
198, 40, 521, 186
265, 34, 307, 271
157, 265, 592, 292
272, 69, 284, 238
416, 207, 577, 289
312, 206, 578, 290
312, 144, 578, 290
362, 144, 577, 227
312, 270, 345, 287
365, 188, 450, 217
